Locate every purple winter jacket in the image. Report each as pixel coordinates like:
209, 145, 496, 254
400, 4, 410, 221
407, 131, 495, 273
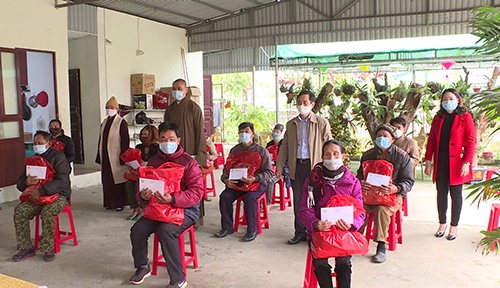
298, 167, 365, 239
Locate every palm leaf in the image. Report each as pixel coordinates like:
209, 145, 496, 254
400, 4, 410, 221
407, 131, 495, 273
476, 228, 500, 256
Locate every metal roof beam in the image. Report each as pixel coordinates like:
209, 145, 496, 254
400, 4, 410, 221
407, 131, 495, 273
332, 0, 361, 19
119, 0, 205, 22
297, 0, 330, 19
190, 0, 233, 14
55, 0, 100, 8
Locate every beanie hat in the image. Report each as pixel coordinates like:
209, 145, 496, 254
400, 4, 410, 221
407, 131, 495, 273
376, 123, 397, 139
106, 96, 119, 109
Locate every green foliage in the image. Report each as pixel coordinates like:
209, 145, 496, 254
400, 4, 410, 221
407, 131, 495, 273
470, 6, 500, 56
212, 73, 252, 104
224, 104, 276, 142
476, 228, 500, 256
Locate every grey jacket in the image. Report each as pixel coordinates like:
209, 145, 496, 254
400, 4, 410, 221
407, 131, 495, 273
356, 145, 415, 200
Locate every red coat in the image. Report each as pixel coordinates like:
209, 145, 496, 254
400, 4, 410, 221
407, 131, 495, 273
425, 112, 476, 185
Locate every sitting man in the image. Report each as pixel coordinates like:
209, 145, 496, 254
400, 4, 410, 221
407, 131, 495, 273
215, 122, 273, 242
357, 124, 414, 263
13, 131, 71, 262
129, 121, 204, 288
389, 117, 420, 168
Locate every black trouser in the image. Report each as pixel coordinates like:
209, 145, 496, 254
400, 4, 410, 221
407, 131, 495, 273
291, 159, 311, 238
130, 216, 194, 284
312, 252, 352, 288
436, 173, 463, 226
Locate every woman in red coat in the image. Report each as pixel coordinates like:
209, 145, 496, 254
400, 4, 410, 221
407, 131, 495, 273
424, 88, 475, 241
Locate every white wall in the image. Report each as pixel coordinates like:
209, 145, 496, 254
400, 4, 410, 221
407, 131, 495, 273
0, 0, 69, 202
187, 51, 204, 108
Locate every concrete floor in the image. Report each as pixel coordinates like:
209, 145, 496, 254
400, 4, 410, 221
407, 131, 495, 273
0, 167, 499, 288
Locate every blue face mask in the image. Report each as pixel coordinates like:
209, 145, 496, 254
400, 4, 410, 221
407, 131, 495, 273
239, 133, 252, 144
375, 137, 391, 150
33, 144, 48, 155
172, 90, 184, 101
160, 142, 177, 154
442, 100, 458, 112
272, 133, 281, 139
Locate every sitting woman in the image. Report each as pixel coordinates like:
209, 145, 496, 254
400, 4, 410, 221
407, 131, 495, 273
265, 124, 291, 206
298, 140, 365, 288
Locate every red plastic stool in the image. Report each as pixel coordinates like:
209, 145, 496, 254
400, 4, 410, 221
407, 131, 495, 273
152, 225, 198, 276
234, 193, 269, 234
304, 249, 337, 288
34, 202, 78, 254
487, 203, 500, 232
214, 143, 225, 169
203, 170, 216, 200
402, 197, 408, 217
365, 208, 402, 251
271, 177, 292, 211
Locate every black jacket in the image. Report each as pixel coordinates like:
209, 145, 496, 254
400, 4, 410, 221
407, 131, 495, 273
357, 145, 415, 200
56, 133, 75, 164
17, 148, 71, 200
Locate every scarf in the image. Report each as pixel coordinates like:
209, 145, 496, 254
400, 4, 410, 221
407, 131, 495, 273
307, 163, 345, 208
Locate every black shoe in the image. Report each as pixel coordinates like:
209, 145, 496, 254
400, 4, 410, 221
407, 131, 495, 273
43, 251, 55, 262
215, 229, 234, 238
287, 235, 307, 245
167, 279, 187, 288
446, 234, 457, 241
130, 266, 151, 285
435, 225, 447, 238
242, 231, 258, 242
12, 247, 36, 262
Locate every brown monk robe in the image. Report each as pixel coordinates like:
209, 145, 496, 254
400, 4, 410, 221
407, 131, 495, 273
96, 96, 130, 210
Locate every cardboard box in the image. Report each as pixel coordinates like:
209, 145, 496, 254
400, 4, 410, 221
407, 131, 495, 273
131, 74, 155, 95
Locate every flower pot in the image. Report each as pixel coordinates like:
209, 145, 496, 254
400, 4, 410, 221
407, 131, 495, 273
280, 85, 287, 93
473, 88, 481, 93
286, 92, 294, 99
482, 151, 494, 160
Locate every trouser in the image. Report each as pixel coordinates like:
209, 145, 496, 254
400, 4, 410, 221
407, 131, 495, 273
436, 177, 463, 226
291, 159, 311, 238
309, 243, 351, 288
130, 216, 194, 284
125, 180, 144, 209
265, 176, 281, 204
14, 196, 68, 252
219, 184, 266, 234
359, 194, 403, 243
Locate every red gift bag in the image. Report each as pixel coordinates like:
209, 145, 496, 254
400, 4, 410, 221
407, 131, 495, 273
362, 160, 398, 207
311, 195, 368, 259
267, 145, 279, 162
20, 155, 60, 205
225, 150, 262, 192
50, 140, 65, 153
121, 148, 143, 181
154, 90, 169, 109
139, 162, 185, 225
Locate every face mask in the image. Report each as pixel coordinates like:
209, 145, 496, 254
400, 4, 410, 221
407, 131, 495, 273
33, 144, 48, 155
106, 109, 117, 117
172, 90, 184, 101
239, 133, 252, 144
297, 105, 312, 115
375, 137, 391, 150
272, 133, 281, 139
160, 142, 177, 154
323, 158, 343, 171
394, 129, 403, 139
50, 128, 61, 136
442, 100, 458, 112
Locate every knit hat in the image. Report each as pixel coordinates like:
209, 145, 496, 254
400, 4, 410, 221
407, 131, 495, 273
106, 96, 119, 109
376, 123, 397, 139
273, 124, 284, 132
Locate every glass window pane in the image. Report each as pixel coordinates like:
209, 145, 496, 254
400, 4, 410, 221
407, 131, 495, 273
0, 121, 20, 140
1, 52, 19, 115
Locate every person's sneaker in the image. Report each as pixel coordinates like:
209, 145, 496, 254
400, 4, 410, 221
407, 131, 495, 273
372, 250, 386, 263
43, 251, 55, 262
12, 247, 36, 262
167, 279, 187, 288
130, 266, 151, 285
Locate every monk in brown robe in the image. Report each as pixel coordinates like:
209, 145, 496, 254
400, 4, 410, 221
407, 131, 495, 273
96, 96, 130, 211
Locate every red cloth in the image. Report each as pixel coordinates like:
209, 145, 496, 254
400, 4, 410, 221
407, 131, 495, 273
267, 145, 279, 162
225, 150, 262, 191
425, 112, 475, 185
50, 140, 65, 153
20, 156, 60, 205
311, 195, 369, 258
139, 162, 185, 225
121, 148, 143, 181
362, 160, 398, 207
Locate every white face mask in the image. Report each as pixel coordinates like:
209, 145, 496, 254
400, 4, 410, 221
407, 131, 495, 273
106, 109, 117, 117
297, 105, 312, 115
323, 158, 343, 171
394, 129, 403, 139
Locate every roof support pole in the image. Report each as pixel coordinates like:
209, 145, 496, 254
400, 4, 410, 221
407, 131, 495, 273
275, 35, 279, 124
252, 65, 256, 106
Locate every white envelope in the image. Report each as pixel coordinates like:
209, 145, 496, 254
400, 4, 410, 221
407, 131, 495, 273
126, 160, 140, 169
26, 165, 47, 180
366, 172, 391, 187
320, 206, 354, 224
229, 168, 248, 180
139, 178, 165, 195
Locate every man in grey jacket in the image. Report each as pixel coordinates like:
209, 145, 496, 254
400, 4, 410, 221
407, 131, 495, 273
357, 124, 415, 263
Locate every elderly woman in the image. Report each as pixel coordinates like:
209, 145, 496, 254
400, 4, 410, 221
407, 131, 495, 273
298, 140, 365, 288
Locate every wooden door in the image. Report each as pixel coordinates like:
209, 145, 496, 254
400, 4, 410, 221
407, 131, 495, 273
69, 69, 84, 164
0, 48, 25, 187
203, 75, 214, 136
